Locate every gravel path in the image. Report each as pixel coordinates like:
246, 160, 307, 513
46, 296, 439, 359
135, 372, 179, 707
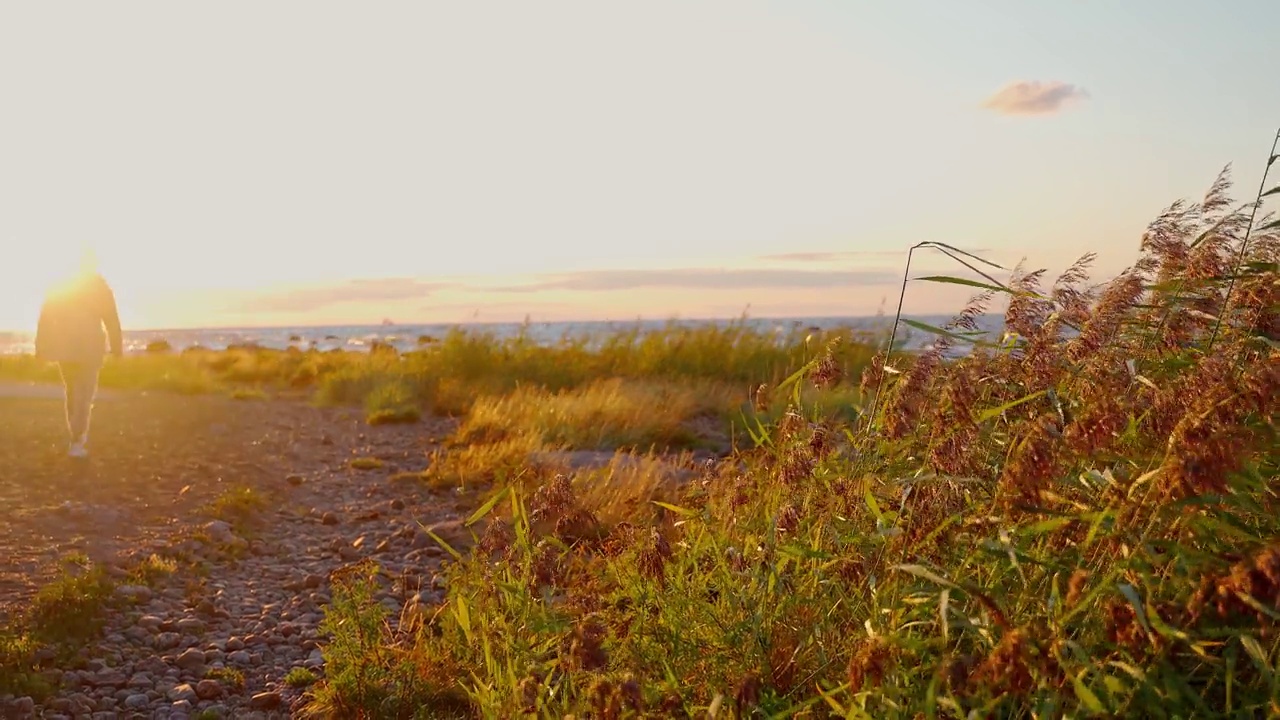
0, 383, 466, 719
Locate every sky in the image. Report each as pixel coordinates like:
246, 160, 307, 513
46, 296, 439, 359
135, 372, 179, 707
1, 0, 1277, 330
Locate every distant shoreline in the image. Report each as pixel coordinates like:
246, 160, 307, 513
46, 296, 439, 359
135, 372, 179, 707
0, 311, 996, 336
0, 313, 1004, 356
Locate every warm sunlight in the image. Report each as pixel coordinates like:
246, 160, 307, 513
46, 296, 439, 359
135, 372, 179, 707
4, 1, 1275, 333
2, 1, 1279, 716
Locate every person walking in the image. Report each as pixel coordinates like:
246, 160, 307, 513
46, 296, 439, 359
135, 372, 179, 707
34, 252, 123, 458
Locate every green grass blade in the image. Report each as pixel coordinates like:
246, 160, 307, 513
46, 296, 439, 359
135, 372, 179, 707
899, 318, 994, 346
912, 274, 1012, 294
974, 390, 1047, 423
465, 485, 511, 527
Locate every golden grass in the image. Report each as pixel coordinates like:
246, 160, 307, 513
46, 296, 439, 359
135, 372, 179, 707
564, 451, 700, 526
455, 378, 735, 452
0, 320, 882, 423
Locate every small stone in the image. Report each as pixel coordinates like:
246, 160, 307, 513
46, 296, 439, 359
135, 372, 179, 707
124, 693, 150, 710
321, 512, 339, 526
228, 650, 252, 666
390, 498, 405, 510
175, 648, 206, 671
172, 698, 193, 714
92, 670, 128, 688
154, 633, 182, 651
249, 691, 282, 710
225, 637, 245, 652
34, 646, 57, 662
204, 520, 233, 539
176, 618, 206, 634
195, 679, 222, 700
286, 474, 305, 486
137, 615, 164, 631
15, 697, 34, 715
168, 684, 197, 703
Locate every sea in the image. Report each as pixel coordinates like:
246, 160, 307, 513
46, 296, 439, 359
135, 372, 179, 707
0, 314, 1005, 356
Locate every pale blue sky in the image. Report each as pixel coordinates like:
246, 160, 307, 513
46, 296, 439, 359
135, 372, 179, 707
1, 1, 1277, 329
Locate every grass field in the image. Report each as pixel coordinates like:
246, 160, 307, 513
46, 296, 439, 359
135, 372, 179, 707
5, 169, 1278, 717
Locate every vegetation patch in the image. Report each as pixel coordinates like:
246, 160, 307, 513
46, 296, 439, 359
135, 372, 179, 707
363, 379, 422, 425
204, 485, 269, 534
455, 378, 731, 452
301, 169, 1280, 717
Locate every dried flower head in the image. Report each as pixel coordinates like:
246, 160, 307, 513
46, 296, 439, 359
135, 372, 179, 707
477, 519, 514, 559
775, 504, 800, 535
846, 636, 895, 692
734, 672, 762, 716
811, 338, 844, 388
637, 529, 673, 585
555, 507, 604, 547
1065, 569, 1090, 608
997, 413, 1065, 508
567, 619, 610, 672
531, 474, 576, 524
753, 383, 771, 412
971, 629, 1035, 697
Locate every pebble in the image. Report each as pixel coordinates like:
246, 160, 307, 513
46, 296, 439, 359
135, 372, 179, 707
195, 679, 223, 700
250, 691, 283, 709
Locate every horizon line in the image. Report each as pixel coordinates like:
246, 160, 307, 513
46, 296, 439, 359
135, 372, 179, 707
0, 309, 1002, 336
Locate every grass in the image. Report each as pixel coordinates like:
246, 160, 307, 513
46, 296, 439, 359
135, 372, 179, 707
204, 485, 270, 536
0, 318, 883, 424
295, 167, 1280, 717
286, 666, 319, 688
455, 378, 734, 452
205, 666, 246, 692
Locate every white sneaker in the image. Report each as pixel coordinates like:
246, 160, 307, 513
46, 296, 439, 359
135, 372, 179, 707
68, 442, 88, 459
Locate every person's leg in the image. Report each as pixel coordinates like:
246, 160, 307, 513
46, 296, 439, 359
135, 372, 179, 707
71, 363, 101, 446
58, 362, 81, 444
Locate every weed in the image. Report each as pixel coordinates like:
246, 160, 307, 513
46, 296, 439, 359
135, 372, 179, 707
204, 485, 268, 534
285, 666, 318, 687
205, 666, 246, 691
364, 379, 423, 425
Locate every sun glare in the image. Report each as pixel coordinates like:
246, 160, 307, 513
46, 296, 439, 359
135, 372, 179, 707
1, 237, 94, 331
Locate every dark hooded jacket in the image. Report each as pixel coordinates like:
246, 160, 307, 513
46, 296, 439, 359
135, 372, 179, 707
35, 272, 123, 365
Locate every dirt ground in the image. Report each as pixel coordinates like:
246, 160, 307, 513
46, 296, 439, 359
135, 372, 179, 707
0, 381, 448, 622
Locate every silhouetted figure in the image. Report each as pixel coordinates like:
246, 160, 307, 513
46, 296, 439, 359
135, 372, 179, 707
34, 255, 123, 458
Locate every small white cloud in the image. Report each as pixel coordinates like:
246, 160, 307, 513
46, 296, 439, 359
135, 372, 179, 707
981, 80, 1088, 116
